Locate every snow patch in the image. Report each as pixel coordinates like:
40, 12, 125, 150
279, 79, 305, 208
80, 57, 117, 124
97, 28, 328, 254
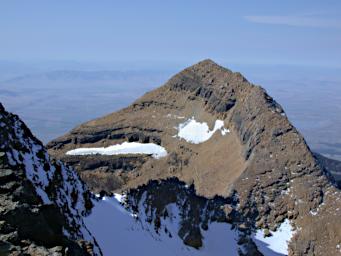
166, 113, 186, 119
6, 126, 55, 204
174, 117, 229, 144
252, 219, 295, 255
66, 142, 167, 159
114, 193, 126, 203
309, 210, 318, 216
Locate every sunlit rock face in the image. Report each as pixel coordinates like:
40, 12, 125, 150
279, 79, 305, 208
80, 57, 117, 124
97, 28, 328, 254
48, 60, 341, 256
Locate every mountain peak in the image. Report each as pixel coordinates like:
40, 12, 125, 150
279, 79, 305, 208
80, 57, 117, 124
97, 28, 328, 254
47, 61, 341, 255
187, 59, 231, 74
171, 59, 248, 93
190, 58, 220, 68
181, 58, 230, 75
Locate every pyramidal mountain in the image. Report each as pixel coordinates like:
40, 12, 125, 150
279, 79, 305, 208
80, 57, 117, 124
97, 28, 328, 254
2, 60, 341, 256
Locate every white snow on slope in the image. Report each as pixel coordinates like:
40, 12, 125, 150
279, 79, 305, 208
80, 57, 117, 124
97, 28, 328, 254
66, 142, 167, 159
252, 219, 295, 256
2, 113, 101, 255
175, 117, 229, 144
85, 195, 240, 256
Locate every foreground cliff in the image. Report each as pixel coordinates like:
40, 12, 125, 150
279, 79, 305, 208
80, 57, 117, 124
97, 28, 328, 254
48, 60, 341, 255
0, 103, 101, 255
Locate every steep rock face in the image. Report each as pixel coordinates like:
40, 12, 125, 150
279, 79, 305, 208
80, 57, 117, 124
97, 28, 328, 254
48, 60, 341, 255
0, 103, 101, 255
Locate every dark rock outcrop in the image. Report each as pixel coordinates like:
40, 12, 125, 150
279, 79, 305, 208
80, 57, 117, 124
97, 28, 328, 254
0, 103, 101, 255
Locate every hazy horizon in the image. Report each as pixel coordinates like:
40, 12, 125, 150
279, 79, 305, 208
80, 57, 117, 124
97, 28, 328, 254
1, 1, 341, 160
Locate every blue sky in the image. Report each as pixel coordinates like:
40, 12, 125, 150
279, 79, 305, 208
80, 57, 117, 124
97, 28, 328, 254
1, 1, 341, 67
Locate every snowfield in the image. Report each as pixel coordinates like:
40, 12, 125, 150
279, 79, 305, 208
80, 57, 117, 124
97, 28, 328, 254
85, 195, 241, 256
252, 219, 295, 256
66, 141, 167, 159
175, 117, 229, 144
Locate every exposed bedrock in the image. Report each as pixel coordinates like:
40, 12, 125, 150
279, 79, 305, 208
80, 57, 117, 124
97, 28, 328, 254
0, 103, 101, 255
47, 60, 341, 256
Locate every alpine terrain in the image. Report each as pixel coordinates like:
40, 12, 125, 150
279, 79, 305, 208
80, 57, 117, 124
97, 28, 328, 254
47, 60, 341, 256
1, 59, 341, 256
0, 103, 101, 255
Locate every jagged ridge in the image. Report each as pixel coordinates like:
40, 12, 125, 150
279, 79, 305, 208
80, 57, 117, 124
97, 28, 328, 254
0, 103, 101, 255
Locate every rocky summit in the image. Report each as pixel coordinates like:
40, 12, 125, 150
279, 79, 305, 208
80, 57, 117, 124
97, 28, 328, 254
47, 60, 341, 255
4, 59, 341, 256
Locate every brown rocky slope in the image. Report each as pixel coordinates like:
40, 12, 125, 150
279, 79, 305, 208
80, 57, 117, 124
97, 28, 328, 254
48, 59, 341, 255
